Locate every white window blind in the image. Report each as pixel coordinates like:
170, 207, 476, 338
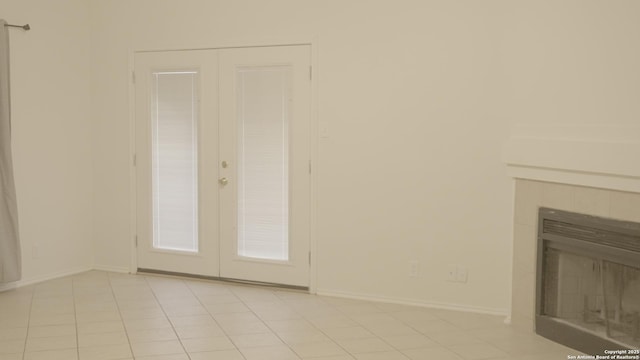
237, 66, 291, 261
151, 71, 199, 252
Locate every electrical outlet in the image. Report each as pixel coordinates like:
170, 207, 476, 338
447, 264, 468, 283
447, 264, 457, 282
320, 122, 330, 138
409, 261, 419, 277
456, 266, 468, 283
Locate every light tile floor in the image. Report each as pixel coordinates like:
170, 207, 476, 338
0, 271, 584, 360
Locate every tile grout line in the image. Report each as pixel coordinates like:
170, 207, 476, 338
236, 288, 299, 359
145, 276, 194, 359
310, 299, 399, 359
184, 279, 248, 360
376, 308, 507, 359
21, 286, 36, 360
106, 272, 137, 360
72, 276, 80, 360
267, 291, 354, 359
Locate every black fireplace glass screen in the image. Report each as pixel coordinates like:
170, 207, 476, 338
543, 247, 640, 348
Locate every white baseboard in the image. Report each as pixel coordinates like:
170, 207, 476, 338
316, 288, 509, 317
2, 268, 508, 321
0, 266, 93, 292
0, 265, 133, 293
92, 264, 131, 274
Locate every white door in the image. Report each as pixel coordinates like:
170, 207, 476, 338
135, 50, 220, 277
135, 46, 311, 287
219, 46, 311, 287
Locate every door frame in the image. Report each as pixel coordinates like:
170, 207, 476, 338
127, 39, 319, 293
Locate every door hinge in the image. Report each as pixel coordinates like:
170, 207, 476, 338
309, 66, 312, 81
132, 71, 136, 84
134, 235, 138, 247
308, 160, 311, 174
308, 252, 311, 265
132, 154, 137, 167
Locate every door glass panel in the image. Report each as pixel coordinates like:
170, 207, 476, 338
151, 71, 199, 252
237, 66, 290, 261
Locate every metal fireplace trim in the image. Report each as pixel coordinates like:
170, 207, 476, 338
536, 207, 640, 355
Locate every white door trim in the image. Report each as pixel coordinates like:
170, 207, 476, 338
128, 40, 319, 293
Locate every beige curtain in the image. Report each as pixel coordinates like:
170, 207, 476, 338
0, 20, 21, 283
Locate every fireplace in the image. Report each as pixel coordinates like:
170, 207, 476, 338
536, 208, 640, 354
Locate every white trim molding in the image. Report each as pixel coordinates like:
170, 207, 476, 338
317, 288, 509, 317
503, 124, 640, 193
92, 265, 131, 274
0, 266, 93, 292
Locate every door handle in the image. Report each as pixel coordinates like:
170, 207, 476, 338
219, 177, 228, 186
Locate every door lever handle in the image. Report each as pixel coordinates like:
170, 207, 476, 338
219, 177, 228, 186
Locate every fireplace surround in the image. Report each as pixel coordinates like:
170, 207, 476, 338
510, 180, 640, 356
536, 207, 640, 354
505, 124, 640, 354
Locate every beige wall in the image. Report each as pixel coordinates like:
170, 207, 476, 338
90, 0, 640, 313
499, 1, 640, 127
2, 0, 639, 314
90, 0, 513, 313
1, 0, 94, 285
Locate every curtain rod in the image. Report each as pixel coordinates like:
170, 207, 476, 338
4, 23, 30, 31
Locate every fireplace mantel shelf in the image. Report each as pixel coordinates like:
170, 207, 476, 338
503, 125, 640, 194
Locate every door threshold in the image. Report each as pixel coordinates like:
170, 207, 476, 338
137, 268, 309, 292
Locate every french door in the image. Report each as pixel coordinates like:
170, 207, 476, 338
135, 46, 311, 287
